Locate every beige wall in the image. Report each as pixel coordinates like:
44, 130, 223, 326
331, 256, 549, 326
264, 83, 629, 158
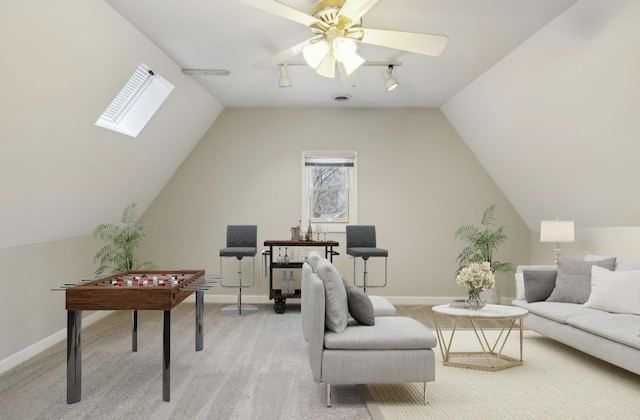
138, 108, 531, 303
1, 0, 222, 251
531, 227, 640, 265
442, 0, 640, 230
0, 0, 220, 369
0, 236, 95, 363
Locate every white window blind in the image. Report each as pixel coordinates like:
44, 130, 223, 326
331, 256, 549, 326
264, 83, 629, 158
96, 63, 174, 138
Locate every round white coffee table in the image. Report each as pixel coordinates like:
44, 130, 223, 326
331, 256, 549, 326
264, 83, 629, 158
432, 304, 528, 371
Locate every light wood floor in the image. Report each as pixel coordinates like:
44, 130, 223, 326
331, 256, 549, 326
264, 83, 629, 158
394, 305, 508, 329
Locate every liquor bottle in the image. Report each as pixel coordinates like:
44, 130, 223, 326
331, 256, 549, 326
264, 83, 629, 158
306, 220, 313, 241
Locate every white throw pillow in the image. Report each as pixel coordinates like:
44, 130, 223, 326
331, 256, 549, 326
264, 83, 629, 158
315, 259, 349, 333
584, 266, 640, 315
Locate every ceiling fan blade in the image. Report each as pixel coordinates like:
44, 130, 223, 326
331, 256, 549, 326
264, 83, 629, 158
254, 36, 321, 69
337, 63, 359, 88
236, 0, 323, 28
359, 28, 448, 57
337, 0, 379, 24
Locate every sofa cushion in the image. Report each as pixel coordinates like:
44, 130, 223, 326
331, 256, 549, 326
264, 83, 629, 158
342, 279, 375, 326
546, 257, 616, 304
315, 259, 349, 333
566, 312, 640, 351
512, 300, 602, 324
584, 266, 640, 315
368, 296, 397, 316
523, 270, 557, 302
324, 317, 437, 350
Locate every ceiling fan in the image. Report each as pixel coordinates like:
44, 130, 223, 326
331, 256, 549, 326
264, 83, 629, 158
237, 0, 448, 85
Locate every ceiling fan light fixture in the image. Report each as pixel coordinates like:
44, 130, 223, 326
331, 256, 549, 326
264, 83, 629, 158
316, 54, 337, 78
383, 65, 399, 91
340, 52, 365, 76
303, 40, 329, 69
332, 36, 364, 75
279, 64, 292, 88
332, 37, 356, 61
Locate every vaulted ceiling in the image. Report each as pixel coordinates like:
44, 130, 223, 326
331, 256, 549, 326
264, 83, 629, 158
3, 0, 639, 252
105, 0, 640, 230
105, 0, 578, 108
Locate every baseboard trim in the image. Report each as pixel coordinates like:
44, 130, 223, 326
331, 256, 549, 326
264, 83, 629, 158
0, 311, 113, 375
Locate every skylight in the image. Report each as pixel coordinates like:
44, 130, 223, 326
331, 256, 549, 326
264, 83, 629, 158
95, 63, 174, 138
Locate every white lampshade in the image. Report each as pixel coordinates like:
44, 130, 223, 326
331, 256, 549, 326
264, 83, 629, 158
315, 54, 336, 78
303, 41, 329, 69
340, 51, 365, 75
540, 220, 575, 243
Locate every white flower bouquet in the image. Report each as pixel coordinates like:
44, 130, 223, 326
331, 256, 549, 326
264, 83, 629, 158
455, 261, 495, 308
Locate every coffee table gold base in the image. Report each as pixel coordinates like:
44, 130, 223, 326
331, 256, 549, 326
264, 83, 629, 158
441, 350, 523, 372
433, 305, 526, 372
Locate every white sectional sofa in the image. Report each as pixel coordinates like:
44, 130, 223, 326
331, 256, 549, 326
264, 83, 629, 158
512, 256, 640, 375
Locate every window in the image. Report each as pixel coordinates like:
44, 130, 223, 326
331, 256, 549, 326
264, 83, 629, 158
95, 63, 174, 138
301, 151, 358, 232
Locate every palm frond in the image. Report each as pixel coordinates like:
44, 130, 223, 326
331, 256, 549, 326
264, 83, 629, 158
481, 204, 497, 227
454, 204, 514, 274
93, 201, 154, 274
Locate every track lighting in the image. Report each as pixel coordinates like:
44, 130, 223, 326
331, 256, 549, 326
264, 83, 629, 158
382, 65, 399, 91
279, 64, 292, 88
275, 62, 401, 89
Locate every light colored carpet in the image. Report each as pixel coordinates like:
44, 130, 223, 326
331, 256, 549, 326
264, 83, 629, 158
0, 303, 370, 420
362, 330, 640, 420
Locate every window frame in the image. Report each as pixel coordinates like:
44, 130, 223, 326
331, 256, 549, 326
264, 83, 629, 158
301, 151, 358, 233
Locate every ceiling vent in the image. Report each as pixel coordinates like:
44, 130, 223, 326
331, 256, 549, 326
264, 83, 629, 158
95, 63, 174, 138
332, 94, 352, 102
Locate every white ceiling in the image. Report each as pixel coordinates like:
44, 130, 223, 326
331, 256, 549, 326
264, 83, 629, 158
105, 0, 578, 108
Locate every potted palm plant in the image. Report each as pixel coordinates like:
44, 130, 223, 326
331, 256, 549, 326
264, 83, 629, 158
93, 202, 156, 275
454, 204, 514, 304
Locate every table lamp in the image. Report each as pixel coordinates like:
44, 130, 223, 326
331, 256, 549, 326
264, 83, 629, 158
540, 220, 575, 263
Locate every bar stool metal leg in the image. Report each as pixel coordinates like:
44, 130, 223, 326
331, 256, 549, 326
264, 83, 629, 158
221, 257, 258, 316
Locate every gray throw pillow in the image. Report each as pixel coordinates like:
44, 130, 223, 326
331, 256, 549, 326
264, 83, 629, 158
546, 257, 616, 304
523, 270, 557, 302
315, 259, 348, 333
342, 279, 375, 326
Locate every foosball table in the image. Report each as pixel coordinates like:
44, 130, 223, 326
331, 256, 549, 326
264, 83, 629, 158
59, 270, 217, 403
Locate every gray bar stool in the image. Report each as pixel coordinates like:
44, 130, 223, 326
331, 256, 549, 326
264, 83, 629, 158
346, 225, 388, 293
219, 225, 258, 316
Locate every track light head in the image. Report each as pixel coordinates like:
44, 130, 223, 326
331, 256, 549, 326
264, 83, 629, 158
382, 65, 399, 91
279, 64, 292, 88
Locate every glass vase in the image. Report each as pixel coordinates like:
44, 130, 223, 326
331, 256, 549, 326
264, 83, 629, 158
467, 288, 486, 310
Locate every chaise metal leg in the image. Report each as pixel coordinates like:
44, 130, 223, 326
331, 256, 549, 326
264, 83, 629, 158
423, 382, 427, 405
326, 383, 331, 407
